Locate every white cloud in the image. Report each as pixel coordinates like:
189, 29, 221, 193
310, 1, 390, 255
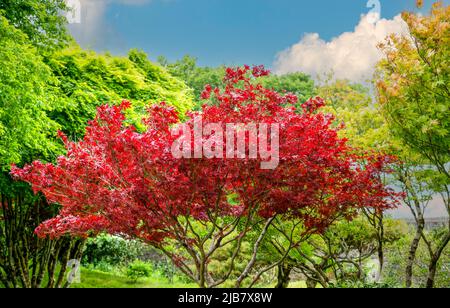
273, 14, 408, 82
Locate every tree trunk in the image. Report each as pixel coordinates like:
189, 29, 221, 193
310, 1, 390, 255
0, 177, 85, 288
275, 263, 292, 288
405, 219, 423, 288
426, 257, 438, 289
425, 233, 450, 289
305, 277, 317, 289
362, 207, 385, 282
377, 242, 384, 281
377, 212, 385, 280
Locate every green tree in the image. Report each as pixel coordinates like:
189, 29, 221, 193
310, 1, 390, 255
376, 3, 450, 179
260, 73, 316, 107
0, 15, 64, 168
158, 55, 224, 106
158, 55, 316, 108
316, 78, 400, 278
0, 0, 70, 52
48, 48, 194, 137
317, 76, 449, 289
0, 16, 84, 288
0, 17, 194, 288
317, 79, 394, 151
376, 2, 450, 288
384, 226, 450, 288
263, 216, 406, 288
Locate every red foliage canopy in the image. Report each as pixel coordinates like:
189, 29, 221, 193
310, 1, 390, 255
11, 66, 400, 243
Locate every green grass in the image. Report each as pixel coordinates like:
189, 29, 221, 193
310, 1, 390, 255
71, 268, 197, 288
287, 281, 307, 288
71, 268, 308, 288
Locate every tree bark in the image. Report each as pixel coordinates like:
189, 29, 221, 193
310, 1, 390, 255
305, 277, 317, 289
376, 213, 385, 280
275, 263, 292, 288
425, 233, 450, 289
0, 178, 85, 288
426, 257, 438, 289
406, 218, 424, 288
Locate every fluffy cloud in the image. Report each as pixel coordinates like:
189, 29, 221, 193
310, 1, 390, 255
273, 14, 408, 82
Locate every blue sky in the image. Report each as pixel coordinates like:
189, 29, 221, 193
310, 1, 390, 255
69, 0, 443, 68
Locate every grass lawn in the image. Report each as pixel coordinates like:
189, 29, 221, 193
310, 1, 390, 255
71, 268, 197, 288
286, 281, 307, 288
71, 268, 307, 288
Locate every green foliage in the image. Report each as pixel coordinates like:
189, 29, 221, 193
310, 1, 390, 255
158, 55, 316, 109
260, 72, 316, 106
0, 0, 69, 52
158, 55, 224, 106
0, 18, 193, 165
0, 16, 64, 168
126, 260, 153, 283
81, 234, 193, 284
0, 10, 195, 288
0, 18, 82, 286
317, 79, 396, 152
82, 234, 146, 267
259, 215, 408, 288
208, 239, 253, 283
152, 259, 177, 283
325, 217, 406, 249
384, 227, 450, 288
376, 3, 450, 178
47, 48, 194, 137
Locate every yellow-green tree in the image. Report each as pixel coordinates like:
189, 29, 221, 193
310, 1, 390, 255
0, 0, 70, 52
316, 79, 400, 280
0, 12, 194, 288
376, 2, 449, 178
375, 2, 449, 288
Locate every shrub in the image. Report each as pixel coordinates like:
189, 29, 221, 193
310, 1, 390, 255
383, 228, 450, 288
126, 261, 152, 283
82, 234, 145, 267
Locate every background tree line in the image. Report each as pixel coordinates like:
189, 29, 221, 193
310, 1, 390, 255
0, 0, 448, 288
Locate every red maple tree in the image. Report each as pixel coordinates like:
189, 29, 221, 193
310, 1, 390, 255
12, 66, 400, 287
